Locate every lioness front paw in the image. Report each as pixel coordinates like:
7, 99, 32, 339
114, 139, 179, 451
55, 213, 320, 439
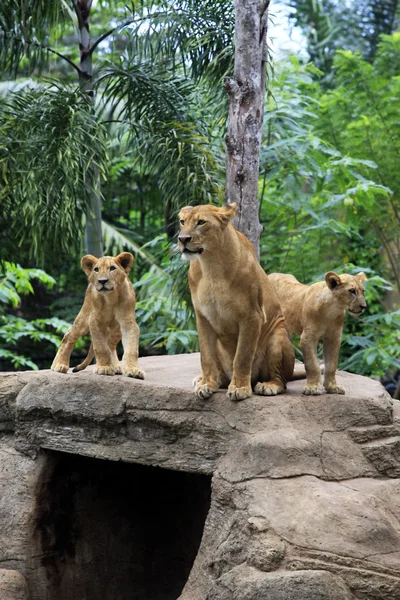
227, 384, 252, 401
254, 382, 283, 396
51, 363, 69, 374
194, 376, 218, 400
94, 365, 115, 376
325, 383, 345, 395
122, 366, 145, 380
302, 383, 324, 396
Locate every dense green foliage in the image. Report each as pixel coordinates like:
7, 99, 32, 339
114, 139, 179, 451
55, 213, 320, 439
0, 0, 399, 390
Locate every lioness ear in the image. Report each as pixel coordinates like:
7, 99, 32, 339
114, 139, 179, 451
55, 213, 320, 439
218, 202, 237, 224
325, 271, 342, 290
115, 252, 134, 273
81, 255, 98, 276
356, 272, 368, 283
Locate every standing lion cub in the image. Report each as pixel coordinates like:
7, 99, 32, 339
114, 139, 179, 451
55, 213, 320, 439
178, 203, 295, 401
51, 252, 145, 379
269, 271, 367, 395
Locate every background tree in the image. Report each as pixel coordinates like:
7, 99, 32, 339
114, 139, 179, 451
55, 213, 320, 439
225, 0, 269, 258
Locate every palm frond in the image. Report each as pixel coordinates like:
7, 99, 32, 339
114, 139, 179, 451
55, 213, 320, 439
0, 0, 73, 76
0, 82, 108, 262
102, 220, 164, 273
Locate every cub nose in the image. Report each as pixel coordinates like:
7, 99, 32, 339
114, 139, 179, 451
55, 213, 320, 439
178, 235, 192, 245
98, 277, 108, 284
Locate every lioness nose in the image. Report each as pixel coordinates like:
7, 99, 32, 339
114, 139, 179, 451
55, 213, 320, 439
98, 277, 108, 284
178, 235, 192, 245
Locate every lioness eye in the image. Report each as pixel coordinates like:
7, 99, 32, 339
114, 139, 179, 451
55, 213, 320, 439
180, 219, 185, 225
197, 219, 206, 226
110, 266, 116, 271
349, 288, 356, 294
94, 267, 99, 272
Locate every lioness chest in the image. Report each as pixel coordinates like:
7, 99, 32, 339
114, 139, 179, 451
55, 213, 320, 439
193, 279, 239, 336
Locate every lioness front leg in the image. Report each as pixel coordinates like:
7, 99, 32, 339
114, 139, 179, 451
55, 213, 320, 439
107, 322, 122, 375
228, 317, 261, 401
195, 312, 221, 399
301, 332, 323, 395
323, 334, 345, 394
90, 316, 115, 376
51, 310, 88, 374
120, 319, 145, 379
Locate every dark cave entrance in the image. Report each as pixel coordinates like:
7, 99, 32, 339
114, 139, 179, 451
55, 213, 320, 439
34, 450, 211, 600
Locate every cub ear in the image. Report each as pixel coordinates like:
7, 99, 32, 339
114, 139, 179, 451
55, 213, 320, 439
356, 272, 368, 283
81, 255, 98, 276
218, 202, 237, 224
115, 252, 134, 273
325, 271, 342, 290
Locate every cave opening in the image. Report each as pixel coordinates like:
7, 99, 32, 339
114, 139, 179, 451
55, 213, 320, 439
34, 450, 211, 600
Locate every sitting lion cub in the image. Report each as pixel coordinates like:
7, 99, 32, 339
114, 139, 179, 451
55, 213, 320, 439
51, 252, 145, 379
269, 271, 367, 395
178, 203, 295, 401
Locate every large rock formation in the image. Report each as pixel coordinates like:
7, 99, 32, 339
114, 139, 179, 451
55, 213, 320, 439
1, 353, 400, 599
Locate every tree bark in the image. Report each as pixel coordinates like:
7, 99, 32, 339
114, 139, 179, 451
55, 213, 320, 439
225, 0, 269, 260
76, 0, 103, 257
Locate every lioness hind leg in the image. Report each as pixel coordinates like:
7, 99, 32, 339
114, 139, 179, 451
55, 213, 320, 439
255, 325, 294, 397
300, 332, 323, 395
51, 318, 88, 374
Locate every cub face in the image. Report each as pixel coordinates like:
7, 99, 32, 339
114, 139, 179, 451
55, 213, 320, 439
177, 203, 237, 262
325, 271, 368, 316
81, 252, 133, 293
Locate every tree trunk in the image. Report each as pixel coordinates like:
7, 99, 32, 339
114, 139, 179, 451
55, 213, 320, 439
225, 0, 269, 260
76, 0, 103, 257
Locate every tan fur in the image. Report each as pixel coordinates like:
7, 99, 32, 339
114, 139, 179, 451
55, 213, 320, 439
269, 271, 367, 395
51, 252, 145, 379
178, 203, 295, 401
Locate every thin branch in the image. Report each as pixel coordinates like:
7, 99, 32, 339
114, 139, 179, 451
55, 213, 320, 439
0, 31, 84, 77
87, 18, 134, 58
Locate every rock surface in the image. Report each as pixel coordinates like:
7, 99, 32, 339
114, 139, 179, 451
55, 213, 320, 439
1, 353, 400, 599
0, 569, 29, 600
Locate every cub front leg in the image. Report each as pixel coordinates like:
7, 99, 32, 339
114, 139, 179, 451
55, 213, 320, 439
301, 332, 323, 395
228, 316, 261, 401
90, 316, 115, 376
51, 308, 89, 374
195, 311, 221, 399
120, 319, 145, 379
323, 333, 345, 394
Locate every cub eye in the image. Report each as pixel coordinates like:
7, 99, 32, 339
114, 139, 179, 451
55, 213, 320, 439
349, 288, 356, 294
109, 266, 116, 271
197, 219, 206, 226
180, 219, 185, 225
94, 267, 99, 272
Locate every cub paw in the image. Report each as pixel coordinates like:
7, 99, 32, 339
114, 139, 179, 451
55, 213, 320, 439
51, 363, 69, 374
113, 364, 122, 375
325, 383, 345, 395
194, 377, 218, 399
254, 382, 282, 396
94, 365, 115, 376
302, 383, 324, 396
122, 366, 145, 380
227, 384, 252, 401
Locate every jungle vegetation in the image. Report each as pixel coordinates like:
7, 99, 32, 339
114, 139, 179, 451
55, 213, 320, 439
0, 0, 399, 392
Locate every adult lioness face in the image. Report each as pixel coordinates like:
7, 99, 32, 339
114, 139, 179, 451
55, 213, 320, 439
325, 271, 368, 316
177, 203, 237, 262
81, 253, 134, 292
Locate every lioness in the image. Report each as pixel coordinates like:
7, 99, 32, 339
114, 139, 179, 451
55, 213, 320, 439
51, 252, 145, 379
178, 203, 295, 401
269, 271, 367, 395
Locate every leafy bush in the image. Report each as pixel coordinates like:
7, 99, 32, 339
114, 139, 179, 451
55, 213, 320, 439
0, 263, 70, 370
